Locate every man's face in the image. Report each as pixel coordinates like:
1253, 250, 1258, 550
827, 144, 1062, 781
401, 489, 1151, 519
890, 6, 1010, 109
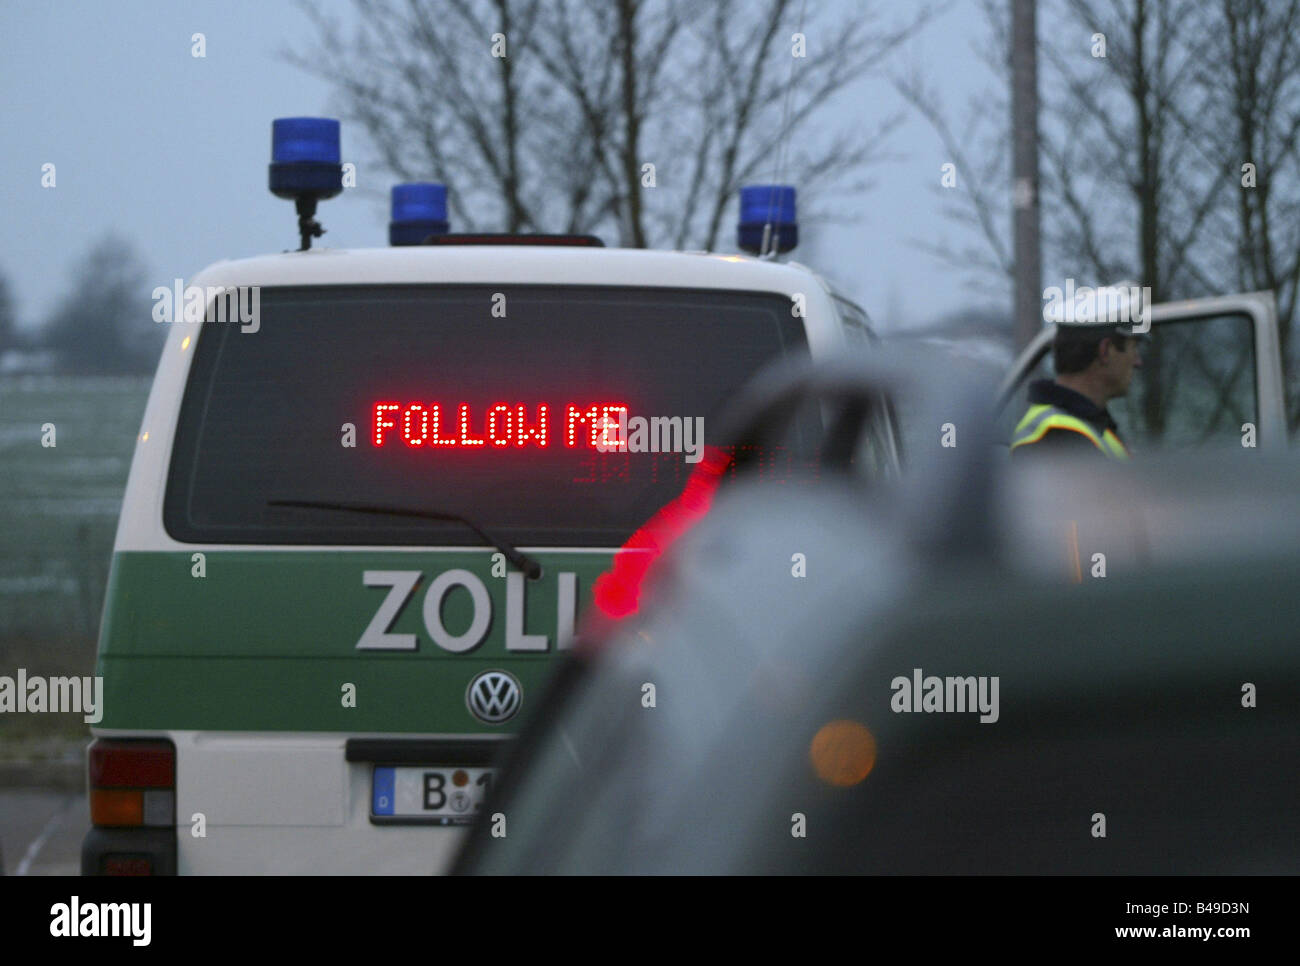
1099, 334, 1143, 399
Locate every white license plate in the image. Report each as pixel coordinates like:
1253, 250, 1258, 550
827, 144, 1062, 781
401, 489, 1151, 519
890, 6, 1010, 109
371, 766, 496, 825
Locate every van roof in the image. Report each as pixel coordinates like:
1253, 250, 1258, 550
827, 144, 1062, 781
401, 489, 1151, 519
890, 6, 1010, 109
190, 245, 826, 296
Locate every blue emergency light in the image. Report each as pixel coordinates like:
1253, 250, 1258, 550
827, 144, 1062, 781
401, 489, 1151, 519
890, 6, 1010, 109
269, 117, 344, 251
737, 184, 797, 255
389, 183, 449, 246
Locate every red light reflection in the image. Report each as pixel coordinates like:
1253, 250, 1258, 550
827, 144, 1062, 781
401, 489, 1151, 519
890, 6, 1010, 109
588, 444, 732, 623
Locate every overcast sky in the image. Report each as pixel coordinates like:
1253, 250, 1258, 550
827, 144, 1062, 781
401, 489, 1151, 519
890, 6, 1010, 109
0, 0, 999, 335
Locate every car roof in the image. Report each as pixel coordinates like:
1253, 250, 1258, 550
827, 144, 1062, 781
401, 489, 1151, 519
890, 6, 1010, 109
189, 245, 827, 296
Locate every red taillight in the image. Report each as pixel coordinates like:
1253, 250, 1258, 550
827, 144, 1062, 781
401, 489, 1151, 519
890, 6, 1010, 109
87, 739, 175, 828
89, 739, 174, 788
103, 855, 153, 876
589, 445, 732, 623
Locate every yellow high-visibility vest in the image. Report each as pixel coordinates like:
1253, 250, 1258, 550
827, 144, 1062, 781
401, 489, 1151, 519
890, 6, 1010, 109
1011, 403, 1130, 460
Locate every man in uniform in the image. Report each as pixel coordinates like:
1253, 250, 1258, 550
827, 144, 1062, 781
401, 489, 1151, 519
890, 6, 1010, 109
1010, 320, 1146, 460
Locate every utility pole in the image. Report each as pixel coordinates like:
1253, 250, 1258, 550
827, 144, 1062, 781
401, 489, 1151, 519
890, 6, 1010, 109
1011, 0, 1041, 350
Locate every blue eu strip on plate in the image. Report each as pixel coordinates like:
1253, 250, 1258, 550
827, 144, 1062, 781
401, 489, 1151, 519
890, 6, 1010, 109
372, 767, 396, 816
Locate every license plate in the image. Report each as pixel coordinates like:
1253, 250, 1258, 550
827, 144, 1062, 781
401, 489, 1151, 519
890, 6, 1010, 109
371, 765, 496, 825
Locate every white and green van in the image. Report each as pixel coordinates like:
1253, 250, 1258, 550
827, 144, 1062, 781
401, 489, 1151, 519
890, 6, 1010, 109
80, 167, 889, 873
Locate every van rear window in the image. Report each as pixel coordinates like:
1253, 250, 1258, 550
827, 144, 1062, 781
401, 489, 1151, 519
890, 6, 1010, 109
164, 285, 811, 545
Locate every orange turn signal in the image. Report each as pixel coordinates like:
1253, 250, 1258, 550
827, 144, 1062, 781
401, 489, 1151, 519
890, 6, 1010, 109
90, 788, 144, 827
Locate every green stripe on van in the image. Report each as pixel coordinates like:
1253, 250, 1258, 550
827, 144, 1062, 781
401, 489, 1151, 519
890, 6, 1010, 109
96, 551, 613, 732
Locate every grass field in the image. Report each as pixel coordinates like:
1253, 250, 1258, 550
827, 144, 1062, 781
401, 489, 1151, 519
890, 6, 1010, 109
0, 375, 149, 743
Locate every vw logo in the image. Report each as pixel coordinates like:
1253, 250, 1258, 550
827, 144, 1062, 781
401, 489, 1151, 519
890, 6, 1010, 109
466, 669, 522, 724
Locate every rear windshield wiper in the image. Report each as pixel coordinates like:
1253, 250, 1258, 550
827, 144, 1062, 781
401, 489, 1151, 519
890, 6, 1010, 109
267, 499, 542, 579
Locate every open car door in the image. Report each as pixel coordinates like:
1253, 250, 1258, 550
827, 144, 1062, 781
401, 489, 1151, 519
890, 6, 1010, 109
997, 291, 1287, 452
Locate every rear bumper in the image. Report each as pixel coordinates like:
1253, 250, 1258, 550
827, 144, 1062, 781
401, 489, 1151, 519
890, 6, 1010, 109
81, 730, 503, 873
80, 822, 470, 875
179, 824, 469, 874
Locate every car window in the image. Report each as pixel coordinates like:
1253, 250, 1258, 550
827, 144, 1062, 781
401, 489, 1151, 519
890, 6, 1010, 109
1111, 313, 1256, 450
165, 284, 813, 546
849, 395, 900, 479
833, 295, 877, 345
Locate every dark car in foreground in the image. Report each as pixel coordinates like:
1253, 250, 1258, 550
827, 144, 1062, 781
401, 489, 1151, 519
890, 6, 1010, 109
453, 349, 1300, 874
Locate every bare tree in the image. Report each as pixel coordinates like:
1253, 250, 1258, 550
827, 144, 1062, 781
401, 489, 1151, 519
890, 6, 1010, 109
291, 0, 556, 232
894, 0, 1016, 300
1012, 0, 1043, 351
527, 0, 689, 245
1044, 0, 1226, 303
899, 0, 1225, 303
292, 0, 931, 249
40, 235, 158, 374
1192, 0, 1300, 429
659, 0, 929, 251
